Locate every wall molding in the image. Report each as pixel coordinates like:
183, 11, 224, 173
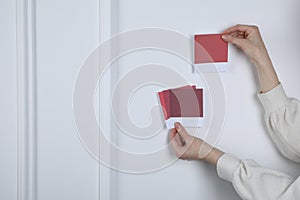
98, 0, 119, 200
16, 0, 37, 200
16, 0, 118, 199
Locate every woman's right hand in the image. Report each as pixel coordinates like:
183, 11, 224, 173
221, 24, 280, 93
221, 24, 272, 70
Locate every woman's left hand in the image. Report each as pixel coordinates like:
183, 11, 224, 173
169, 122, 224, 164
169, 122, 204, 160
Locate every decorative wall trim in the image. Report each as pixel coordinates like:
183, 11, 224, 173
98, 0, 119, 200
109, 1, 119, 199
16, 0, 37, 200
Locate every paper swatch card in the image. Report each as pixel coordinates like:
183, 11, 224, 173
194, 34, 229, 72
158, 85, 204, 129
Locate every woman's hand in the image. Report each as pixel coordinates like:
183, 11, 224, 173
169, 122, 224, 165
222, 24, 280, 93
221, 24, 270, 67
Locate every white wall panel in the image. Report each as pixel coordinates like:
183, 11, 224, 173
0, 0, 18, 199
35, 1, 100, 200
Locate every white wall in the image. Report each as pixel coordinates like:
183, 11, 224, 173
114, 0, 300, 200
0, 0, 101, 200
0, 0, 18, 199
35, 0, 99, 200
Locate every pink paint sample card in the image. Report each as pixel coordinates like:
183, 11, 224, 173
158, 85, 204, 129
194, 34, 229, 72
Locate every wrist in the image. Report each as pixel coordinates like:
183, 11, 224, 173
204, 148, 224, 165
255, 60, 280, 93
198, 142, 224, 165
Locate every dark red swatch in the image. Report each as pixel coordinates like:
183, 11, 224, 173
158, 85, 203, 120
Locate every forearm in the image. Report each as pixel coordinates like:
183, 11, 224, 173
252, 49, 280, 93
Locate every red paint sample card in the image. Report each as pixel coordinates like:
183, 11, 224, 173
158, 85, 204, 129
194, 34, 229, 72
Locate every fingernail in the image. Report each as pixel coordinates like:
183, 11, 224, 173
175, 122, 181, 129
221, 35, 228, 41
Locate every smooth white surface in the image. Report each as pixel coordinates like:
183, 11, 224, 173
0, 0, 18, 199
35, 1, 99, 200
114, 0, 300, 200
194, 62, 229, 72
1, 0, 113, 199
165, 117, 204, 129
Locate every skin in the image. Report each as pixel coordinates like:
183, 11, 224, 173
169, 24, 280, 165
169, 122, 224, 165
222, 24, 280, 93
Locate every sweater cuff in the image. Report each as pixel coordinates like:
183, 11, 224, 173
257, 84, 288, 113
216, 154, 240, 183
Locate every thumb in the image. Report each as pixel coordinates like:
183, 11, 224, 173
174, 122, 190, 140
222, 34, 245, 48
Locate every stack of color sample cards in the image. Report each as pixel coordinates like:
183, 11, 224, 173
158, 85, 204, 129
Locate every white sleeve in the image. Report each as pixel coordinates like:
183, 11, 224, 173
217, 154, 300, 200
257, 84, 300, 162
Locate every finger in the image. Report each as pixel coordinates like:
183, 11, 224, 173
169, 128, 185, 146
175, 133, 186, 146
221, 34, 246, 49
169, 133, 179, 147
169, 128, 181, 146
173, 145, 184, 158
169, 134, 185, 157
229, 32, 238, 37
174, 122, 190, 141
169, 128, 177, 141
169, 140, 181, 158
222, 24, 250, 34
235, 34, 246, 39
229, 31, 246, 38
